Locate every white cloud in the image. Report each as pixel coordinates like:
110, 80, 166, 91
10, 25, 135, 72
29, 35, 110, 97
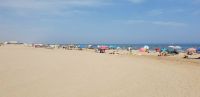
152, 21, 187, 27
147, 9, 164, 16
128, 0, 145, 4
125, 20, 187, 27
0, 0, 112, 11
193, 0, 200, 4
0, 0, 113, 17
193, 10, 200, 16
126, 20, 146, 24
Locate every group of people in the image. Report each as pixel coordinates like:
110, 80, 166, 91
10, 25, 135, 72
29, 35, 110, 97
156, 48, 179, 56
155, 47, 200, 58
94, 45, 200, 59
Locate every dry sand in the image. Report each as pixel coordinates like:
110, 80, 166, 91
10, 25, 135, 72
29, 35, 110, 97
0, 45, 200, 97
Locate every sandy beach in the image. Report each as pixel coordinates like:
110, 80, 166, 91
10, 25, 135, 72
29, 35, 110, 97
0, 45, 200, 97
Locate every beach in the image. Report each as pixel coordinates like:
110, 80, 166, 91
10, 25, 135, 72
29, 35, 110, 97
0, 45, 200, 97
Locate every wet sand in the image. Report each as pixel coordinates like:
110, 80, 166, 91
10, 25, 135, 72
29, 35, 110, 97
0, 45, 200, 97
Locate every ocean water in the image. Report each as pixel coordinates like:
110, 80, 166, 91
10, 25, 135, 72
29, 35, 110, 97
78, 44, 200, 50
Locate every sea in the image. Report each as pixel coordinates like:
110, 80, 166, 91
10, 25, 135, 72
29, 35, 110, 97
78, 44, 200, 51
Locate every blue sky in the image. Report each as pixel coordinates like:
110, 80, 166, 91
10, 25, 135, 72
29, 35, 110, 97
0, 0, 200, 44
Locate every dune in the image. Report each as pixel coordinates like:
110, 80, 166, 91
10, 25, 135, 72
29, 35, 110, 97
0, 45, 200, 97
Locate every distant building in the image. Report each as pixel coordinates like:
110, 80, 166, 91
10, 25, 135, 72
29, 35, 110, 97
6, 41, 23, 44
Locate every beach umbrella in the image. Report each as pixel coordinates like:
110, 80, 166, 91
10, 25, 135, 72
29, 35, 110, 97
117, 47, 121, 50
144, 45, 149, 50
109, 45, 117, 49
88, 45, 93, 48
168, 46, 174, 48
99, 46, 109, 50
161, 48, 167, 52
187, 48, 196, 52
186, 48, 197, 55
168, 46, 182, 49
139, 48, 146, 52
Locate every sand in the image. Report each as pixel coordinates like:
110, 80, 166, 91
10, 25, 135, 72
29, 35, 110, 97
0, 45, 200, 97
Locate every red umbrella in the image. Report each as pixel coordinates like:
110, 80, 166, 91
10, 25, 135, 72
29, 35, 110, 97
98, 46, 108, 53
99, 46, 109, 50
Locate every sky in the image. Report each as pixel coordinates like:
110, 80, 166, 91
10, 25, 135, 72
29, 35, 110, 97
0, 0, 200, 44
